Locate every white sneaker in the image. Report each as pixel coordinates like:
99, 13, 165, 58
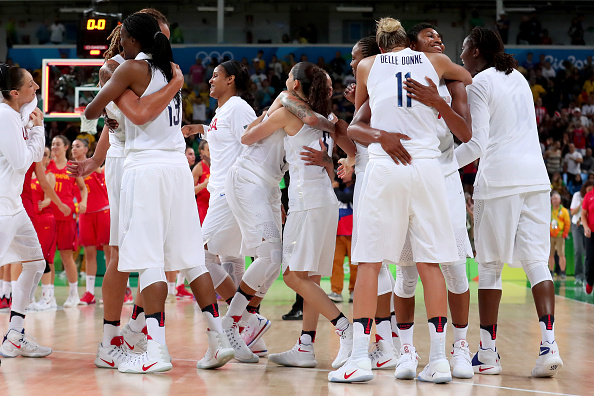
34, 298, 52, 311
197, 330, 235, 369
269, 340, 317, 368
166, 293, 176, 303
222, 315, 259, 363
0, 328, 52, 358
48, 297, 58, 309
418, 358, 452, 383
328, 357, 373, 383
332, 323, 353, 369
63, 294, 80, 308
369, 335, 397, 370
531, 341, 563, 377
450, 339, 474, 378
250, 337, 268, 357
472, 343, 502, 375
120, 323, 148, 355
94, 336, 134, 369
118, 339, 172, 374
241, 313, 271, 347
394, 344, 419, 380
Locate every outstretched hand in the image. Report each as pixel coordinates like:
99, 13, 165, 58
403, 76, 442, 108
66, 158, 101, 178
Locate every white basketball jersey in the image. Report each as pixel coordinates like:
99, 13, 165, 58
355, 142, 369, 175
284, 124, 337, 212
436, 79, 458, 176
105, 54, 126, 158
124, 53, 185, 155
367, 48, 441, 160
235, 117, 287, 186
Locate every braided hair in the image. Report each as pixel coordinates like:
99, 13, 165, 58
103, 24, 122, 60
356, 36, 380, 58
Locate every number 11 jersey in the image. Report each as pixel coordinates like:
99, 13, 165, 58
367, 48, 441, 160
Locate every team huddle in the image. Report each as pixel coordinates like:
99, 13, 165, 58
0, 7, 563, 385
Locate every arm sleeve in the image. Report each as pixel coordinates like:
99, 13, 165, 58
454, 82, 489, 168
0, 115, 45, 172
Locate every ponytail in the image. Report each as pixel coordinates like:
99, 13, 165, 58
221, 60, 256, 109
292, 62, 331, 117
466, 27, 517, 75
122, 13, 179, 105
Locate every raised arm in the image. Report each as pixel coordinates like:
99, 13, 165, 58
1, 109, 45, 171
113, 63, 184, 125
403, 77, 472, 142
348, 100, 412, 165
279, 91, 335, 133
241, 109, 287, 145
455, 82, 488, 168
427, 53, 473, 86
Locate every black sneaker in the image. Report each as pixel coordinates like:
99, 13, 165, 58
560, 271, 566, 280
282, 309, 303, 321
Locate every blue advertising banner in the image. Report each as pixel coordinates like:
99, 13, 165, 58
505, 46, 594, 71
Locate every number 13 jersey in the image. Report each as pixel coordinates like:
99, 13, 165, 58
367, 48, 441, 160
124, 52, 185, 155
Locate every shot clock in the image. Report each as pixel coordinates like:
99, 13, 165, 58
76, 15, 120, 58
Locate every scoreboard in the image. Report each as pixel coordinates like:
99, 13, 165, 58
77, 15, 121, 58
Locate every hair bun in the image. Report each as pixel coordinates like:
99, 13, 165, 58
377, 18, 402, 33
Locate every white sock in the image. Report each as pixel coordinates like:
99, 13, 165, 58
176, 273, 185, 288
334, 315, 350, 332
146, 316, 166, 345
453, 324, 468, 342
390, 313, 399, 339
375, 318, 392, 342
167, 282, 176, 295
69, 282, 78, 297
227, 291, 251, 318
86, 275, 95, 295
49, 284, 55, 299
480, 327, 497, 351
299, 332, 315, 345
202, 310, 224, 333
428, 318, 447, 361
127, 279, 131, 288
539, 321, 555, 344
352, 321, 371, 360
397, 323, 414, 347
1, 280, 8, 297
42, 284, 51, 300
9, 313, 25, 331
103, 322, 119, 346
11, 280, 17, 296
128, 312, 146, 333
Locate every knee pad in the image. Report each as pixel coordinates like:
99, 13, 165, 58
138, 267, 166, 291
180, 265, 208, 284
442, 261, 469, 294
23, 259, 45, 273
522, 260, 552, 287
377, 264, 395, 296
242, 256, 270, 291
394, 265, 418, 298
477, 261, 503, 290
256, 270, 278, 298
220, 255, 245, 286
205, 261, 229, 288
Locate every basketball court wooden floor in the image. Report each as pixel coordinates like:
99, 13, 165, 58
0, 280, 591, 396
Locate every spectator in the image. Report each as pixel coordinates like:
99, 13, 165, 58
469, 9, 484, 29
541, 61, 556, 80
527, 12, 542, 44
568, 173, 583, 196
36, 20, 51, 44
549, 191, 571, 279
255, 79, 275, 107
540, 29, 553, 45
192, 95, 207, 124
583, 93, 594, 123
564, 143, 583, 181
50, 18, 66, 44
530, 75, 547, 102
250, 63, 267, 90
5, 17, 17, 47
582, 148, 594, 174
189, 57, 206, 86
329, 51, 347, 80
517, 16, 532, 44
572, 181, 594, 285
551, 172, 566, 196
535, 97, 547, 126
328, 178, 355, 303
545, 141, 563, 177
581, 182, 594, 293
583, 73, 594, 97
170, 23, 184, 44
270, 54, 283, 78
568, 15, 585, 45
573, 107, 591, 129
496, 12, 510, 44
522, 52, 535, 71
253, 50, 265, 70
571, 119, 587, 154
